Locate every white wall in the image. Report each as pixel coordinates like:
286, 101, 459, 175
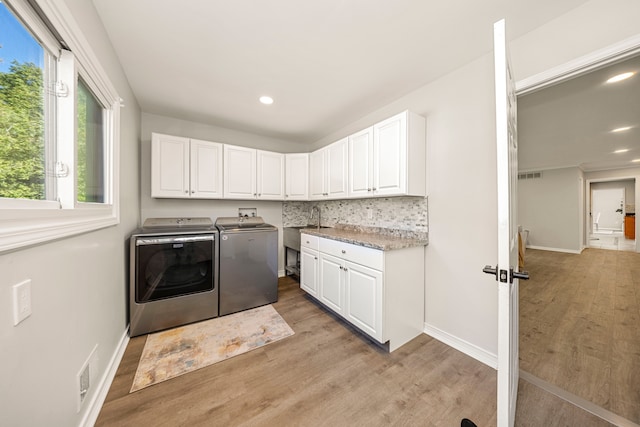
311, 0, 640, 364
518, 167, 583, 253
140, 112, 304, 275
0, 0, 140, 426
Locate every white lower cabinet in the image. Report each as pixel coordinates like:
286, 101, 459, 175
301, 233, 424, 351
344, 261, 383, 341
319, 253, 345, 314
300, 247, 319, 297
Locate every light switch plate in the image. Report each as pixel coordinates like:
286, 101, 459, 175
12, 279, 32, 325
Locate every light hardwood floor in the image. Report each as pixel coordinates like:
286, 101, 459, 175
520, 248, 640, 424
97, 276, 613, 426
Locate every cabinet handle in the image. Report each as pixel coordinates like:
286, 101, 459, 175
344, 267, 348, 272
184, 190, 188, 193
339, 266, 343, 270
367, 188, 371, 192
341, 250, 346, 254
373, 187, 377, 191
191, 190, 195, 194
314, 256, 317, 260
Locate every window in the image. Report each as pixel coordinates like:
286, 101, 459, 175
0, 0, 121, 252
77, 77, 105, 204
0, 1, 51, 201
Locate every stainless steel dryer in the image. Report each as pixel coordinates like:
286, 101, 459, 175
129, 217, 219, 336
215, 216, 278, 316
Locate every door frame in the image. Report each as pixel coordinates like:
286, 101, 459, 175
586, 177, 638, 251
515, 34, 640, 95
514, 35, 640, 254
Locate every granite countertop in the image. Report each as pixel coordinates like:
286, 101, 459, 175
298, 224, 428, 251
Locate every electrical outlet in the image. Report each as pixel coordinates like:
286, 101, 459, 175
77, 345, 99, 411
12, 279, 32, 326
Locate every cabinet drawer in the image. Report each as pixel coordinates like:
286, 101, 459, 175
301, 233, 319, 250
319, 238, 383, 270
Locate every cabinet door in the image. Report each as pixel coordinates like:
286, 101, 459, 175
151, 133, 190, 198
285, 153, 309, 200
300, 247, 319, 297
344, 261, 383, 341
373, 112, 407, 196
224, 144, 256, 199
319, 253, 344, 314
190, 139, 223, 198
309, 148, 326, 200
327, 137, 348, 199
348, 127, 374, 198
257, 150, 284, 200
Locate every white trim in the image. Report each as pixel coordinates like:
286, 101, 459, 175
36, 0, 119, 104
423, 323, 498, 369
78, 329, 130, 427
0, 0, 121, 253
526, 245, 582, 254
516, 34, 640, 95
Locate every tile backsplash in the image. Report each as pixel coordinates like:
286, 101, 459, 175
283, 197, 428, 233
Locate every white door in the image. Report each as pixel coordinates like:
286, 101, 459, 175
224, 144, 256, 199
344, 261, 383, 341
326, 138, 349, 199
300, 247, 319, 297
492, 19, 528, 427
309, 148, 326, 199
285, 153, 309, 200
190, 139, 223, 199
151, 133, 190, 198
319, 253, 344, 314
373, 112, 406, 196
348, 127, 374, 197
257, 150, 284, 200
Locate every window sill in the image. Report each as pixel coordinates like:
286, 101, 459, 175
0, 208, 119, 253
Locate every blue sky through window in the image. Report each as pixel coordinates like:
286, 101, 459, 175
0, 1, 44, 73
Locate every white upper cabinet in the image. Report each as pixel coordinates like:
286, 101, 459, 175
190, 139, 224, 198
285, 153, 309, 200
257, 149, 285, 200
348, 111, 425, 198
372, 111, 426, 197
309, 148, 326, 199
310, 137, 348, 200
224, 144, 257, 199
151, 133, 222, 199
150, 110, 423, 201
224, 144, 284, 200
348, 127, 374, 197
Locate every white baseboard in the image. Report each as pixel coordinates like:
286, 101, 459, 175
526, 245, 582, 254
78, 328, 130, 427
423, 323, 497, 369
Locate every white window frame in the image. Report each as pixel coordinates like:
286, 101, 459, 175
0, 0, 121, 252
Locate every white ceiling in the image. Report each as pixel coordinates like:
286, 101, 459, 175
518, 54, 640, 172
92, 0, 590, 144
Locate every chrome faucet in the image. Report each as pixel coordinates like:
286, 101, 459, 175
309, 206, 321, 230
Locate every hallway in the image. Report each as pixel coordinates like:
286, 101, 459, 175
520, 248, 640, 424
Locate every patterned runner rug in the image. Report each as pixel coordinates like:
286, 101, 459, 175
130, 304, 294, 392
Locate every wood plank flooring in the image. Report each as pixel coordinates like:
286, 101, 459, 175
520, 248, 640, 424
97, 275, 613, 426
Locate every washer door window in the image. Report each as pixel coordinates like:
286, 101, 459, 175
135, 234, 215, 303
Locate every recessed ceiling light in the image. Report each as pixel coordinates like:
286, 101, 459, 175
611, 126, 632, 133
632, 159, 640, 163
606, 72, 635, 83
614, 149, 629, 153
259, 96, 274, 105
